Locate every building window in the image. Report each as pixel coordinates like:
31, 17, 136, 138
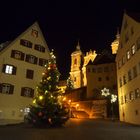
74, 77, 76, 82
0, 83, 14, 94
39, 58, 48, 66
87, 68, 90, 72
135, 110, 139, 115
136, 37, 140, 50
128, 70, 132, 81
125, 33, 129, 43
97, 67, 102, 73
21, 87, 34, 98
92, 68, 96, 73
118, 60, 122, 69
129, 91, 134, 101
131, 27, 134, 35
20, 39, 32, 48
31, 29, 38, 38
11, 50, 25, 60
25, 54, 38, 64
133, 66, 137, 78
106, 76, 109, 81
124, 94, 129, 103
104, 66, 109, 72
26, 69, 34, 79
74, 59, 77, 65
34, 44, 45, 52
122, 56, 125, 65
98, 77, 102, 81
135, 88, 140, 99
126, 50, 131, 60
123, 75, 126, 85
119, 77, 122, 87
2, 64, 16, 75
131, 44, 136, 55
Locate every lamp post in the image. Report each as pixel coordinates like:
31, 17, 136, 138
101, 88, 117, 120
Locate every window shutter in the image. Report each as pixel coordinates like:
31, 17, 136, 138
0, 83, 2, 93
39, 58, 43, 66
34, 57, 38, 64
13, 66, 17, 75
25, 54, 30, 62
11, 50, 15, 58
9, 85, 14, 94
28, 42, 32, 48
2, 64, 6, 73
21, 52, 25, 60
42, 47, 45, 52
21, 87, 25, 96
31, 89, 34, 97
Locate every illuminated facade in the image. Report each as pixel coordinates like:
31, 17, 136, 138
116, 12, 140, 124
70, 42, 97, 88
0, 22, 50, 120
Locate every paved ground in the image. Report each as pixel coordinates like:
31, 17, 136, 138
0, 119, 140, 140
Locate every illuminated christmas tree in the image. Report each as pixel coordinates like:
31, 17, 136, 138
26, 50, 69, 127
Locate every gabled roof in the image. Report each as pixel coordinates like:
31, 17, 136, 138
0, 22, 50, 55
126, 11, 140, 23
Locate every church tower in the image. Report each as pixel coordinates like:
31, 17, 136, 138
111, 29, 120, 54
70, 41, 83, 88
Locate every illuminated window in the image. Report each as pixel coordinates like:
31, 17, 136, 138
129, 91, 134, 100
126, 50, 131, 60
135, 88, 140, 99
2, 64, 16, 75
131, 45, 136, 55
0, 83, 14, 94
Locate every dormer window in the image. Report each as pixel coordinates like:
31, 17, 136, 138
31, 29, 38, 38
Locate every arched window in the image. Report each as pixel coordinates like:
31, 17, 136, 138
74, 59, 77, 65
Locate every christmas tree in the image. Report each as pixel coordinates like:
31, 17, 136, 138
26, 50, 69, 127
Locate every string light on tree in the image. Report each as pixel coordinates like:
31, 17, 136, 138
26, 50, 69, 127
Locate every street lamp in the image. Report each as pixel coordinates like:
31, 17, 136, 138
101, 87, 117, 120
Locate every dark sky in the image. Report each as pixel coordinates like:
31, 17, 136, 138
0, 0, 140, 79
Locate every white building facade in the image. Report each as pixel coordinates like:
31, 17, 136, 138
0, 22, 50, 120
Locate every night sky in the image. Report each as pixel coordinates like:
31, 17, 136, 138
0, 0, 140, 80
